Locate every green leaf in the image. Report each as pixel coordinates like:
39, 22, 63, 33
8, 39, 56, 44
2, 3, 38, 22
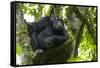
16, 43, 22, 55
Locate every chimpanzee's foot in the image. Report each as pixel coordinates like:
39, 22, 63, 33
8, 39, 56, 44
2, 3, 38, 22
34, 49, 44, 57
35, 49, 44, 54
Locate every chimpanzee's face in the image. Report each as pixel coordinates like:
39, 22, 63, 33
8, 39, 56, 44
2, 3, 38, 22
52, 18, 64, 31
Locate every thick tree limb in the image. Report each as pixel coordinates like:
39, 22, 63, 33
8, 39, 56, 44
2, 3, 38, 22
71, 7, 85, 57
71, 7, 96, 57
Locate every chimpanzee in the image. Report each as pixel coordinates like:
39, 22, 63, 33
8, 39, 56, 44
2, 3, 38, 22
25, 16, 67, 54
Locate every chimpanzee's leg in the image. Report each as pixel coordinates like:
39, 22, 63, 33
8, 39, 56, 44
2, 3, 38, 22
30, 32, 37, 51
36, 34, 46, 53
31, 33, 44, 53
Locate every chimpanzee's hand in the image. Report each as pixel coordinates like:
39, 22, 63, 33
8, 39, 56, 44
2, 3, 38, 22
44, 37, 54, 48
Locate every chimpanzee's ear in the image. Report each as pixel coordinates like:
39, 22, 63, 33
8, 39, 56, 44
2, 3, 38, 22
50, 15, 57, 21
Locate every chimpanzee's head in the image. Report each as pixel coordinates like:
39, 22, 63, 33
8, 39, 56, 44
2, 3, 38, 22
50, 17, 64, 31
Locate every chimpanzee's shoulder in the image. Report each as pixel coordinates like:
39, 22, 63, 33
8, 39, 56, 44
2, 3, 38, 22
39, 16, 50, 22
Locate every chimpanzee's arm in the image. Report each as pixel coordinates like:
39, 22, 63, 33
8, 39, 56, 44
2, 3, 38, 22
54, 30, 67, 44
50, 35, 67, 44
44, 35, 66, 48
27, 22, 46, 32
33, 22, 46, 32
45, 30, 67, 45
